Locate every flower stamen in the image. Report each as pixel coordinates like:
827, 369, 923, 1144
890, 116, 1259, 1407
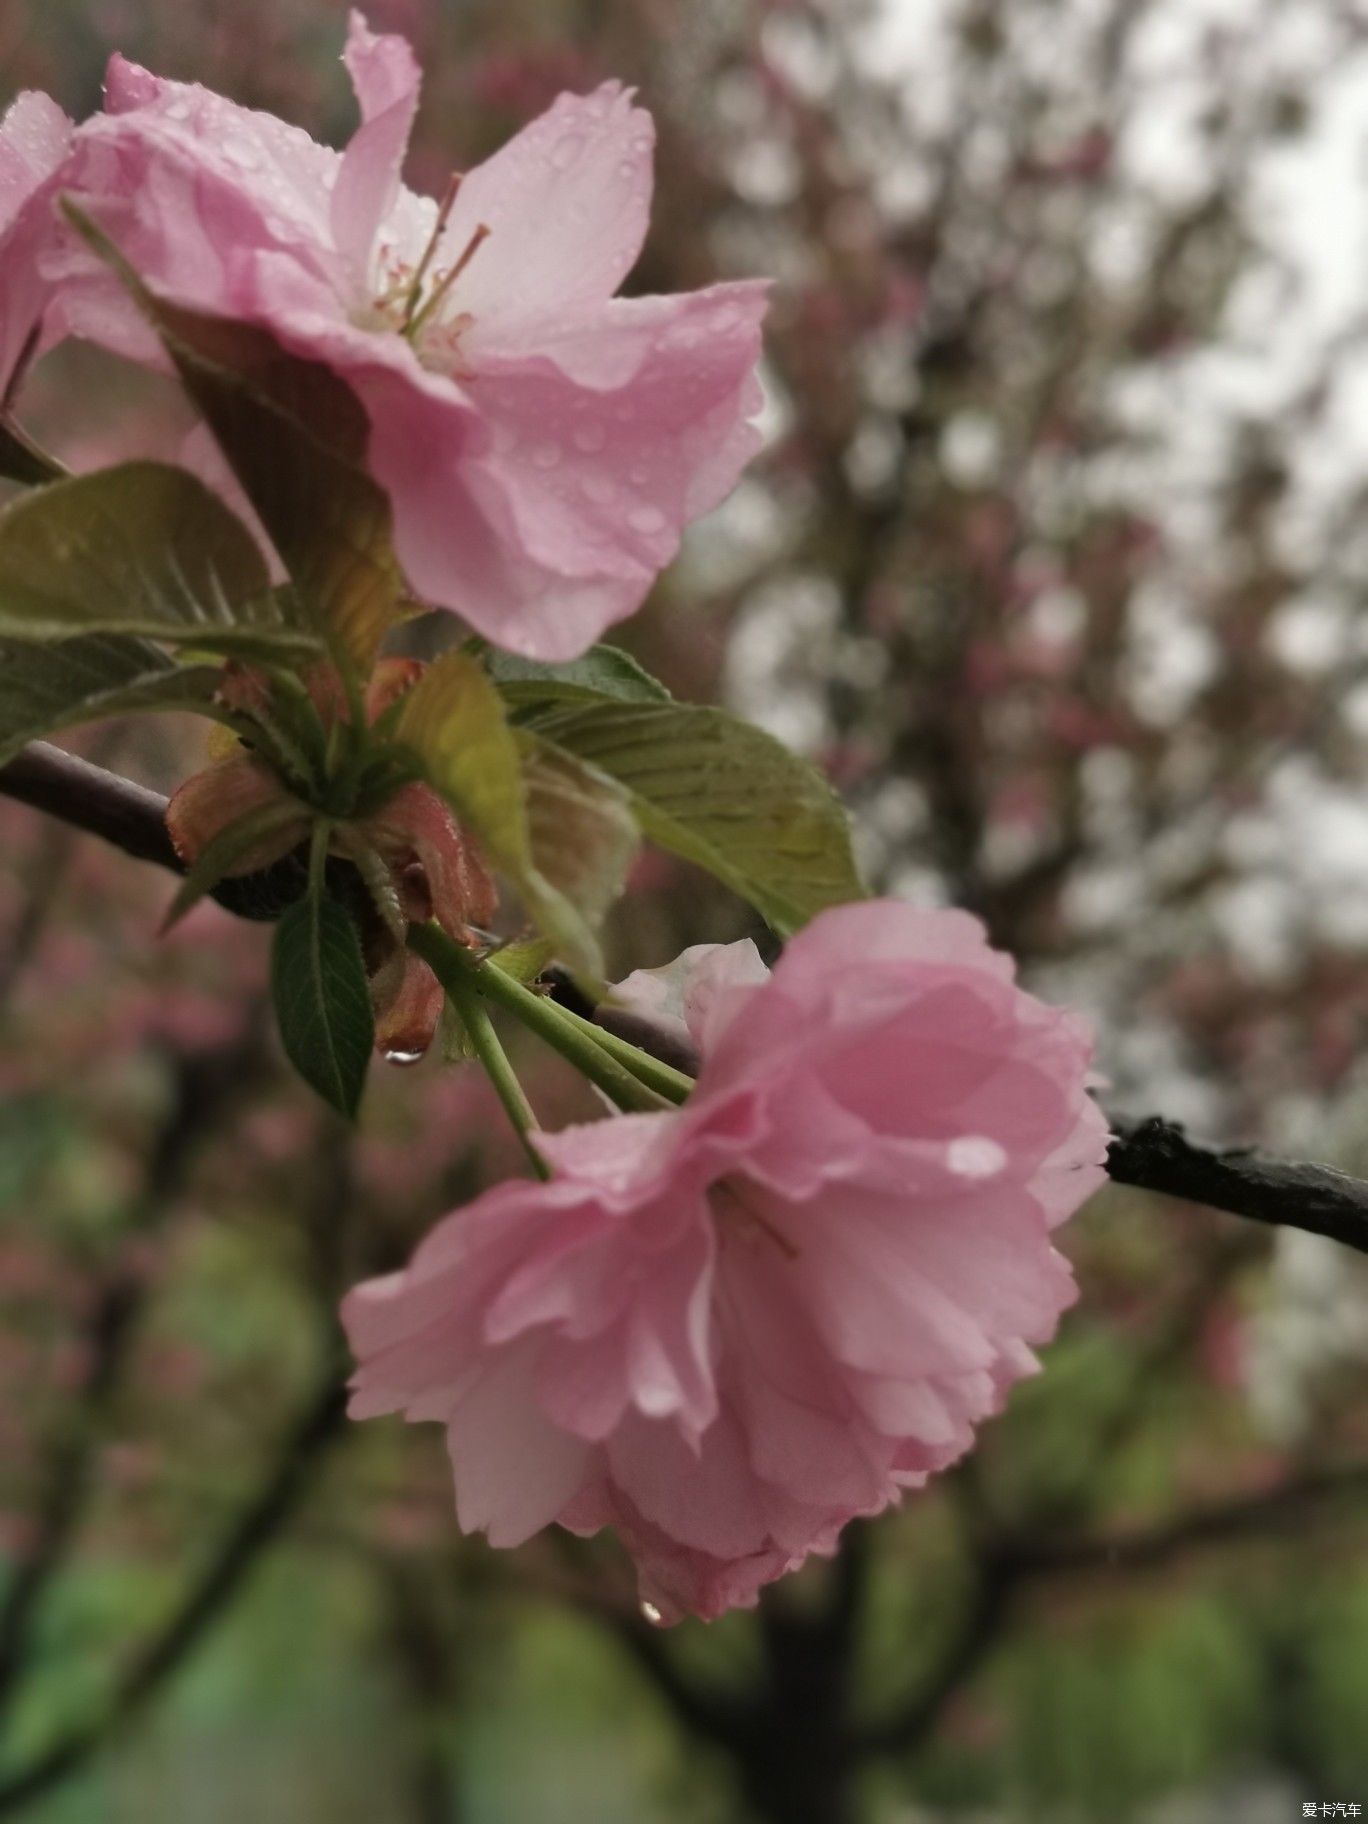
402, 171, 464, 328
714, 1180, 799, 1259
407, 221, 491, 338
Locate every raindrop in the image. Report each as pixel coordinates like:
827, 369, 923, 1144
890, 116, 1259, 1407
383, 1047, 425, 1067
225, 141, 260, 170
640, 1600, 665, 1627
581, 474, 616, 505
550, 134, 583, 172
571, 422, 607, 454
166, 100, 193, 122
628, 504, 665, 536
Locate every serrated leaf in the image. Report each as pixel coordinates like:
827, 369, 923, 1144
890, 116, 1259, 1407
0, 462, 320, 658
518, 701, 865, 935
521, 736, 639, 929
0, 633, 227, 765
66, 206, 402, 675
394, 651, 602, 979
487, 643, 674, 711
271, 893, 374, 1118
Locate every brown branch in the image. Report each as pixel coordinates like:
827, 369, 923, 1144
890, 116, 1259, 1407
7, 743, 1368, 1260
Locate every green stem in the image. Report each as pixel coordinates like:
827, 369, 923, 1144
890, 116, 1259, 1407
409, 926, 673, 1116
552, 1004, 693, 1105
443, 968, 550, 1182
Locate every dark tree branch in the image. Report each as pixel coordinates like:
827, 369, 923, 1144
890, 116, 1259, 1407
0, 742, 178, 871
7, 743, 1368, 1259
1107, 1116, 1368, 1258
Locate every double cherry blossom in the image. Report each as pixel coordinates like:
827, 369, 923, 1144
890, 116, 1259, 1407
0, 12, 766, 658
345, 904, 1108, 1622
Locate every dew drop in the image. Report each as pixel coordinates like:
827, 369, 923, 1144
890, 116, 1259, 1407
581, 473, 616, 505
382, 1047, 425, 1067
224, 140, 260, 170
531, 441, 562, 470
166, 99, 193, 122
550, 134, 583, 171
571, 422, 607, 454
628, 504, 666, 535
640, 1600, 665, 1627
946, 1135, 1007, 1179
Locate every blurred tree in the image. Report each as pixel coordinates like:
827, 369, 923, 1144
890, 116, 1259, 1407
5, 2, 1368, 1821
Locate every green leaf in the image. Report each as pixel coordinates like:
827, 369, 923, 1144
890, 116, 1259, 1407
270, 893, 374, 1119
0, 462, 320, 658
517, 701, 865, 935
0, 633, 227, 766
394, 652, 603, 979
487, 937, 555, 984
521, 736, 639, 929
65, 205, 402, 675
487, 643, 674, 711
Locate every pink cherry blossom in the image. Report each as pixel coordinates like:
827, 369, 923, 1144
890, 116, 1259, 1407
0, 91, 72, 401
9, 13, 767, 659
343, 901, 1109, 1622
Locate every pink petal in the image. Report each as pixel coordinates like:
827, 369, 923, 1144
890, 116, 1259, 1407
445, 1340, 592, 1546
331, 12, 421, 288
436, 84, 654, 345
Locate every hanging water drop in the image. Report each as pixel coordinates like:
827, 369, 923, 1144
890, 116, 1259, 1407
383, 1047, 425, 1067
640, 1600, 664, 1626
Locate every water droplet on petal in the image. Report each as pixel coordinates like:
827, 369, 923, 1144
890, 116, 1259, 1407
640, 1600, 664, 1626
550, 134, 583, 171
628, 504, 666, 535
571, 422, 607, 453
166, 100, 193, 122
383, 1047, 425, 1068
946, 1135, 1007, 1179
581, 473, 616, 505
225, 140, 260, 170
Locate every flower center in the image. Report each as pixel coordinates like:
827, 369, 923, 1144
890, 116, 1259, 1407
364, 172, 491, 376
712, 1179, 798, 1259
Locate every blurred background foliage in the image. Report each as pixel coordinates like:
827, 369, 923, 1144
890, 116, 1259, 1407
4, 0, 1368, 1819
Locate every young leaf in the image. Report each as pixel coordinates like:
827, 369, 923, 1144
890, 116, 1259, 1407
0, 462, 320, 658
394, 652, 603, 979
271, 893, 374, 1119
487, 643, 674, 711
161, 796, 311, 931
521, 736, 640, 929
515, 701, 865, 935
64, 206, 402, 676
487, 937, 555, 984
0, 633, 227, 766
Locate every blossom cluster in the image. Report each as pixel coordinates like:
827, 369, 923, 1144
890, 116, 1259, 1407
0, 12, 1109, 1620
